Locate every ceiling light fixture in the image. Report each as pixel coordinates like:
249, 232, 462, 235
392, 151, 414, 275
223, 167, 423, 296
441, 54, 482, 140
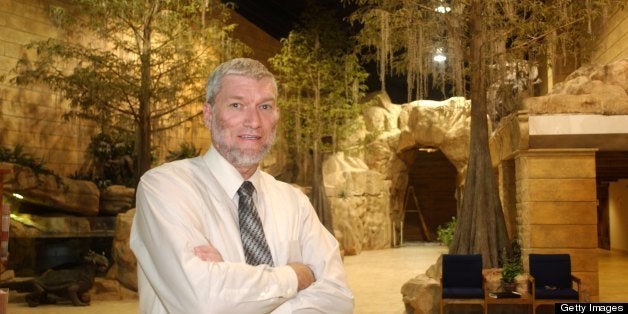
435, 1, 451, 13
433, 48, 447, 63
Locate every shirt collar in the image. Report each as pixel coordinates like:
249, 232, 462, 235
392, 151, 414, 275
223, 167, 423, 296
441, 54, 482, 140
204, 146, 261, 198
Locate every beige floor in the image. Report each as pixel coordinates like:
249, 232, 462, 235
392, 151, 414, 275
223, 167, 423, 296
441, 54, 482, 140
6, 244, 627, 314
598, 248, 628, 302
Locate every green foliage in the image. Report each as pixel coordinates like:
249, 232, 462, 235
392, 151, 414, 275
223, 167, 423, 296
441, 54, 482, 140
501, 260, 523, 283
88, 132, 134, 163
500, 240, 523, 283
9, 0, 249, 180
0, 145, 55, 176
436, 216, 456, 247
71, 131, 135, 187
343, 0, 623, 101
165, 142, 201, 162
269, 3, 369, 183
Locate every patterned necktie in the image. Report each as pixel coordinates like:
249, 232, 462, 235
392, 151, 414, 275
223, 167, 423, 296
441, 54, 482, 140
237, 181, 274, 266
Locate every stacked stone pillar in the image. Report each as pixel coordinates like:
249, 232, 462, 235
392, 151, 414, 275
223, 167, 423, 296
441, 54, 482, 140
515, 149, 598, 301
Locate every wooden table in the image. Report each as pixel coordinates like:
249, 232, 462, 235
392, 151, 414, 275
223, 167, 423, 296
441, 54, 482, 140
485, 291, 532, 313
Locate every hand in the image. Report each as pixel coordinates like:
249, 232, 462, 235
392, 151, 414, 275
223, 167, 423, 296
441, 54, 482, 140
194, 243, 224, 262
288, 263, 315, 291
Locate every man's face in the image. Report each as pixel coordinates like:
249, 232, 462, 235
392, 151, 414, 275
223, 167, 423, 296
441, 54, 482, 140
203, 75, 279, 168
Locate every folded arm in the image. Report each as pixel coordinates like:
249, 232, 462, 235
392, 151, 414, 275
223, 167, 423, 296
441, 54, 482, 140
194, 243, 315, 291
269, 191, 354, 314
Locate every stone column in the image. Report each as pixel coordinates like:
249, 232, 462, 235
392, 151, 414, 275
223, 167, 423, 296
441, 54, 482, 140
515, 149, 598, 301
500, 159, 517, 240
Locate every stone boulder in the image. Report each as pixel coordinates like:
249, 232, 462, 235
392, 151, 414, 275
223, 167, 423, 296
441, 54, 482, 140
109, 208, 137, 291
401, 273, 440, 314
9, 214, 92, 238
523, 58, 628, 114
100, 185, 135, 215
397, 97, 471, 171
401, 258, 442, 314
1, 162, 100, 216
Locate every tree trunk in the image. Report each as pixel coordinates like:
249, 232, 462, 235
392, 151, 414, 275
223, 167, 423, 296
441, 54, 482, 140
310, 50, 334, 234
449, 0, 510, 268
312, 152, 334, 234
135, 23, 153, 186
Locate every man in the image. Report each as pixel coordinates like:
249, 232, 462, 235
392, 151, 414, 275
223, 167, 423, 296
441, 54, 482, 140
130, 58, 354, 313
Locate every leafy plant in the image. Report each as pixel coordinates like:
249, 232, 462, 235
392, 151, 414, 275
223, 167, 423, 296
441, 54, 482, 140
501, 260, 524, 283
85, 131, 135, 187
0, 144, 55, 176
501, 240, 523, 283
436, 216, 457, 247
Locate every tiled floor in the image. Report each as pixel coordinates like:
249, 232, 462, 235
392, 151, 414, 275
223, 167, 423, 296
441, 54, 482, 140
598, 248, 628, 302
6, 245, 628, 314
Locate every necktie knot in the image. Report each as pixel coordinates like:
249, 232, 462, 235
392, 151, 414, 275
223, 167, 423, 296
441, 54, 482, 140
238, 181, 255, 198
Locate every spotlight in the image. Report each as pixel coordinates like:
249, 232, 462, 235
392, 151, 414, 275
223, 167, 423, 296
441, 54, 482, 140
433, 48, 447, 63
435, 5, 451, 13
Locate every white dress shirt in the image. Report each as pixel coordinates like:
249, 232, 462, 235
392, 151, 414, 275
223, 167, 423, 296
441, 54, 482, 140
130, 146, 354, 313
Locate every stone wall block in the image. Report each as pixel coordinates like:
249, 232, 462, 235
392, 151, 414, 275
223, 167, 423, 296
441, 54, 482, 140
517, 156, 596, 179
526, 201, 597, 225
522, 248, 598, 273
529, 225, 597, 248
517, 178, 596, 203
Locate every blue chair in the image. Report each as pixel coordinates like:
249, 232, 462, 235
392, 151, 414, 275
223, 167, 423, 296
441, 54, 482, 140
440, 254, 487, 314
529, 254, 581, 314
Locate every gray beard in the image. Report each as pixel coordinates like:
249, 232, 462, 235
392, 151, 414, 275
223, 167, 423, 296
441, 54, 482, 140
210, 115, 276, 168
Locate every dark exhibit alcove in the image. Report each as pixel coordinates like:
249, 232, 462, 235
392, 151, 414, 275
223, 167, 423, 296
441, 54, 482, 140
595, 151, 628, 250
5, 202, 116, 277
402, 148, 458, 242
8, 237, 113, 277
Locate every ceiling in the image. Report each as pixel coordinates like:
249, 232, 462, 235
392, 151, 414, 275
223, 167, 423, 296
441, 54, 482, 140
224, 0, 307, 39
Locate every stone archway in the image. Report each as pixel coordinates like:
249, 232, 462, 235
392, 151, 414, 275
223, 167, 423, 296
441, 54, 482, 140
324, 93, 472, 254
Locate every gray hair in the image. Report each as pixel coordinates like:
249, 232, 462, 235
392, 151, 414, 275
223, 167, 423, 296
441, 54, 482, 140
205, 58, 277, 105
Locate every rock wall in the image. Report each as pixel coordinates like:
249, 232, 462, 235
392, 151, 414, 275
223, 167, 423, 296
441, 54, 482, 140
324, 153, 391, 255
523, 59, 628, 114
109, 209, 137, 291
1, 162, 99, 216
325, 93, 471, 254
